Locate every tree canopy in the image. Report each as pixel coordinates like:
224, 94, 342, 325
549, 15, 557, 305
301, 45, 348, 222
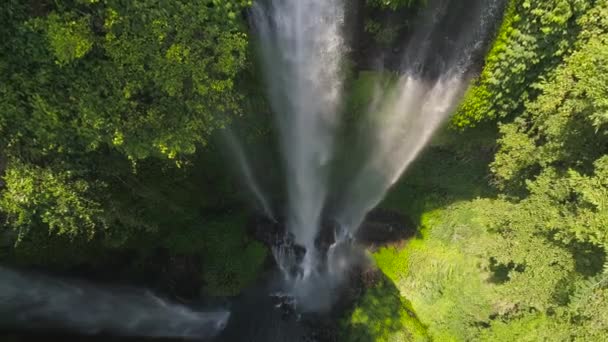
0, 0, 251, 242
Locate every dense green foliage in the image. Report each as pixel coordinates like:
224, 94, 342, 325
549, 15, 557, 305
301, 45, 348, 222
0, 162, 106, 240
164, 214, 267, 296
353, 0, 608, 340
2, 0, 249, 159
0, 0, 262, 297
0, 0, 250, 238
453, 0, 591, 126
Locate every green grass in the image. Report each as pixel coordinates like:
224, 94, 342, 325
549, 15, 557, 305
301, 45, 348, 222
339, 70, 501, 341
346, 85, 500, 338
341, 133, 499, 340
370, 200, 504, 341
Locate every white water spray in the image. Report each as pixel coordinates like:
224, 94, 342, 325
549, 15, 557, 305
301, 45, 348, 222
336, 74, 466, 231
249, 0, 504, 312
223, 129, 276, 221
0, 267, 228, 339
252, 0, 345, 276
335, 0, 504, 233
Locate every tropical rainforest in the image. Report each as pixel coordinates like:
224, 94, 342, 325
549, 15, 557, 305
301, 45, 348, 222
1, 0, 607, 341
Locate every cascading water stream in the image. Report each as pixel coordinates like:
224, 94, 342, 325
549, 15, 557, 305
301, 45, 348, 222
223, 129, 276, 222
335, 0, 505, 236
0, 267, 228, 339
252, 0, 345, 282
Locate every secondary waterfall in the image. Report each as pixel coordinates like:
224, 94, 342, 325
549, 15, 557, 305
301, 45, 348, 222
0, 267, 228, 339
223, 129, 276, 222
335, 0, 504, 232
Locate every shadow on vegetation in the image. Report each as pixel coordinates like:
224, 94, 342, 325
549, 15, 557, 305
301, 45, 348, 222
342, 271, 427, 341
380, 122, 499, 232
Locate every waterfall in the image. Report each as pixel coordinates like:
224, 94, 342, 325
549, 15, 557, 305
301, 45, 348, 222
0, 267, 228, 339
335, 0, 504, 233
249, 0, 504, 311
252, 0, 345, 279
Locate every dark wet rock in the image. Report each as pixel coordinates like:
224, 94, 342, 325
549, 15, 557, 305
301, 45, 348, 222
246, 214, 306, 274
246, 214, 286, 247
356, 208, 416, 248
315, 220, 339, 252
160, 252, 204, 300
83, 248, 204, 301
246, 214, 337, 249
1, 228, 15, 249
238, 209, 416, 341
360, 265, 385, 288
302, 318, 340, 342
247, 208, 415, 252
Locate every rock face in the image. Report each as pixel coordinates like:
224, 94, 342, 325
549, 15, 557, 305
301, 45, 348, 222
246, 215, 286, 248
158, 252, 204, 300
244, 208, 416, 340
247, 208, 416, 252
356, 208, 416, 248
